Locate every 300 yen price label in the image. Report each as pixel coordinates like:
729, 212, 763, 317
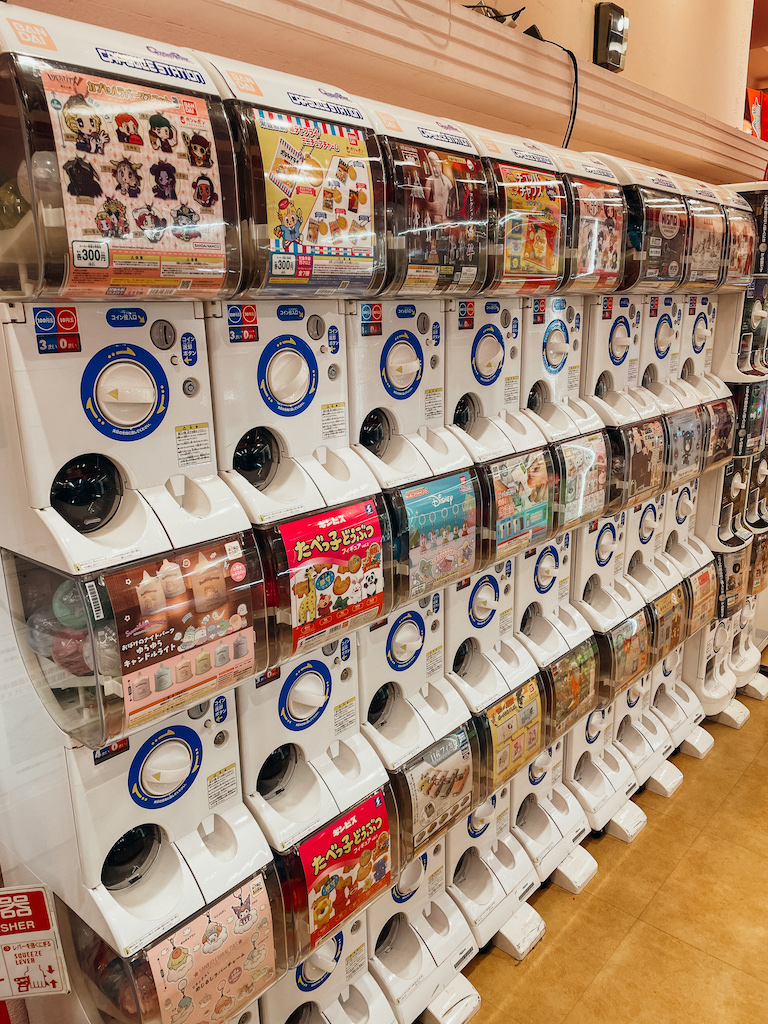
72, 241, 110, 269
271, 253, 297, 276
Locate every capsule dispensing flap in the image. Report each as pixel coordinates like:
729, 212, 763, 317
474, 675, 544, 798
594, 607, 652, 702
542, 144, 627, 293
198, 53, 386, 299
551, 430, 610, 531
5, 532, 264, 748
542, 635, 599, 741
387, 468, 481, 602
0, 5, 238, 299
359, 100, 489, 298
65, 866, 287, 1024
684, 560, 718, 636
607, 418, 666, 512
702, 399, 736, 470
479, 447, 555, 565
675, 175, 727, 292
256, 493, 394, 662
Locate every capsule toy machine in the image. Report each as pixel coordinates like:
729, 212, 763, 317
587, 153, 701, 413
732, 527, 768, 700
444, 127, 558, 462
365, 835, 480, 1024
562, 608, 649, 842
706, 185, 760, 382
571, 416, 665, 633
342, 100, 487, 488
0, 8, 257, 578
695, 451, 754, 553
193, 58, 384, 527
259, 912, 396, 1024
54, 864, 288, 1024
508, 636, 599, 894
673, 175, 731, 402
545, 144, 657, 427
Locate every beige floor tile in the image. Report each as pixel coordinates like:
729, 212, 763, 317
581, 810, 700, 917
705, 759, 768, 859
464, 889, 634, 1024
463, 998, 522, 1024
561, 920, 768, 1024
632, 744, 747, 828
639, 831, 768, 982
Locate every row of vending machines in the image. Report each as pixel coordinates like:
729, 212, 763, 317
0, 5, 766, 1024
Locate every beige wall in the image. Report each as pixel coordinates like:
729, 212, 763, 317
514, 0, 754, 128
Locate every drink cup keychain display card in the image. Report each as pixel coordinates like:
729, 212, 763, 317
259, 911, 397, 1024
465, 133, 601, 444
254, 494, 395, 663
195, 57, 385, 525
443, 126, 562, 461
445, 784, 545, 960
586, 153, 703, 413
0, 8, 255, 573
3, 531, 267, 747
236, 641, 388, 853
343, 99, 488, 488
543, 144, 658, 427
59, 864, 289, 1024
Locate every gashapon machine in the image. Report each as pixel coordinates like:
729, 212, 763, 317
373, 740, 482, 1024
243, 496, 395, 850
587, 154, 702, 413
562, 607, 650, 841
56, 867, 288, 1024
195, 57, 383, 525
508, 637, 599, 893
443, 128, 556, 459
259, 912, 396, 1024
512, 434, 604, 670
0, 8, 253, 575
545, 146, 658, 427
571, 416, 665, 634
344, 101, 487, 488
455, 131, 601, 444
674, 175, 731, 403
732, 527, 768, 699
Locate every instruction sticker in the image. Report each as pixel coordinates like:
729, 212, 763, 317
41, 72, 227, 297
0, 886, 69, 998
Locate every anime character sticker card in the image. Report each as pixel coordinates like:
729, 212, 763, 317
41, 71, 226, 296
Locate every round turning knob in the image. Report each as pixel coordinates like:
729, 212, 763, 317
287, 671, 328, 719
713, 622, 729, 652
656, 319, 676, 353
639, 510, 656, 542
266, 348, 310, 405
471, 582, 498, 622
596, 530, 616, 562
303, 940, 339, 981
140, 740, 193, 797
469, 799, 495, 830
386, 341, 421, 391
677, 493, 695, 519
758, 459, 768, 485
95, 362, 157, 427
390, 620, 423, 663
731, 472, 746, 498
586, 710, 604, 742
609, 321, 631, 362
536, 552, 557, 587
751, 301, 767, 331
694, 321, 712, 345
544, 327, 568, 368
475, 335, 504, 379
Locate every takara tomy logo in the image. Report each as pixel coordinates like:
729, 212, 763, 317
95, 47, 205, 84
287, 92, 363, 119
417, 126, 471, 148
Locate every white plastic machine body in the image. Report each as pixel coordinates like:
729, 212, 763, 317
236, 642, 388, 851
635, 293, 692, 412
662, 479, 714, 575
356, 594, 468, 771
445, 788, 545, 959
259, 912, 396, 1024
623, 495, 684, 602
366, 839, 479, 1024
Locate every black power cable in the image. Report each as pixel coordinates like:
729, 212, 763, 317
546, 41, 579, 148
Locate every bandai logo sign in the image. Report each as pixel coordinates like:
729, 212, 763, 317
7, 19, 56, 51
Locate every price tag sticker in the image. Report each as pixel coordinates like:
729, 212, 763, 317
0, 886, 70, 998
71, 240, 110, 269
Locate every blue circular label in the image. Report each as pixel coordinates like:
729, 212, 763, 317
595, 523, 615, 568
528, 758, 548, 785
467, 794, 495, 838
295, 933, 343, 990
638, 504, 656, 544
380, 330, 423, 400
278, 660, 332, 730
609, 316, 631, 366
692, 312, 708, 354
468, 575, 499, 629
80, 343, 169, 441
654, 314, 673, 359
392, 853, 428, 902
128, 725, 202, 808
542, 319, 568, 375
258, 335, 318, 416
585, 710, 602, 743
470, 324, 504, 386
626, 687, 640, 708
534, 546, 558, 594
386, 611, 425, 672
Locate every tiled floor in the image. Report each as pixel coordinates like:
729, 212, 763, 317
463, 675, 768, 1024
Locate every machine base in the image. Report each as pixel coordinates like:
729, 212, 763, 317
420, 974, 482, 1024
711, 698, 751, 730
645, 759, 684, 798
738, 674, 768, 701
492, 902, 546, 961
605, 799, 647, 844
551, 844, 598, 894
679, 725, 715, 759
